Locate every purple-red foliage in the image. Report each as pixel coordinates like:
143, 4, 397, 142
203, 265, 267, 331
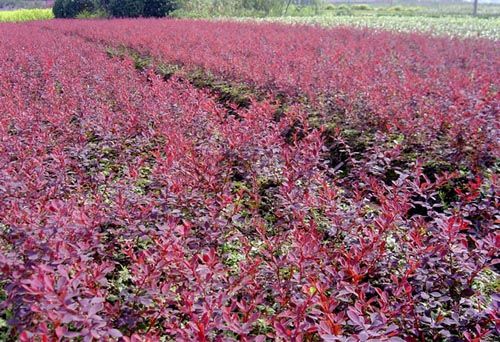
38, 18, 500, 171
0, 19, 499, 341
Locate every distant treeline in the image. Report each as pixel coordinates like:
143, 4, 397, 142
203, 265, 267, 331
51, 0, 328, 18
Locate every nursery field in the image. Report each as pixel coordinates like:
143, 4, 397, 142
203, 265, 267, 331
0, 19, 499, 341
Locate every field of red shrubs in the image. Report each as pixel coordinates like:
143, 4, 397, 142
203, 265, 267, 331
0, 19, 499, 341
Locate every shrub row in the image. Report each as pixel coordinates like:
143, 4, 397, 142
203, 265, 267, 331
45, 19, 500, 174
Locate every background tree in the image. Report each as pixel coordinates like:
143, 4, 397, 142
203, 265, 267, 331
52, 0, 97, 18
175, 0, 205, 13
97, 0, 110, 12
66, 0, 96, 17
143, 0, 178, 17
109, 0, 144, 17
312, 0, 324, 14
284, 0, 293, 15
243, 0, 284, 15
52, 0, 64, 17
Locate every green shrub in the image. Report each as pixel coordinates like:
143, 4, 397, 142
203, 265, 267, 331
54, 0, 178, 18
53, 0, 97, 18
351, 4, 371, 11
335, 4, 351, 16
143, 0, 178, 18
98, 0, 111, 10
76, 8, 108, 18
243, 0, 282, 15
389, 5, 404, 12
53, 0, 65, 18
109, 0, 144, 17
67, 0, 97, 17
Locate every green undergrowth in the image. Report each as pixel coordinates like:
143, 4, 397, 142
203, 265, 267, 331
106, 46, 263, 113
